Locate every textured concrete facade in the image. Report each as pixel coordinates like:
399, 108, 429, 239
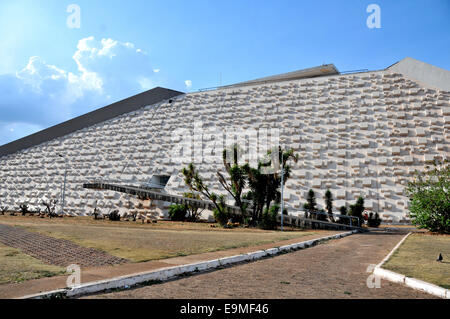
0, 58, 449, 222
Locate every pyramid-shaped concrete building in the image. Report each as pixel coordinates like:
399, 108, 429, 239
0, 57, 449, 223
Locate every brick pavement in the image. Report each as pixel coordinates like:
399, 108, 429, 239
0, 224, 128, 268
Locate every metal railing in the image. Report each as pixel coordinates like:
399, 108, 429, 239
307, 211, 361, 227
83, 181, 366, 231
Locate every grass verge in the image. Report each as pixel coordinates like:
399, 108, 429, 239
0, 215, 317, 263
18, 224, 315, 262
0, 243, 65, 285
383, 233, 450, 289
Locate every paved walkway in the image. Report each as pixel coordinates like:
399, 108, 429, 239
0, 224, 128, 268
84, 231, 436, 299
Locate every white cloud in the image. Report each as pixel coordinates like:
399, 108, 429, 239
153, 68, 160, 73
184, 80, 192, 88
0, 36, 160, 145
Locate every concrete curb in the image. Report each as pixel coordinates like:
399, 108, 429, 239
373, 232, 449, 299
20, 230, 358, 299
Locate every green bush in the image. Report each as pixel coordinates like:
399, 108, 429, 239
260, 204, 279, 230
213, 207, 231, 226
108, 210, 121, 221
349, 197, 364, 226
406, 161, 449, 234
316, 209, 328, 221
338, 206, 349, 225
367, 212, 382, 227
168, 204, 188, 221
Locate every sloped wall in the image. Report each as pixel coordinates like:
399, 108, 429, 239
0, 70, 449, 222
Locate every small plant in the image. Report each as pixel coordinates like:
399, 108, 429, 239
93, 207, 101, 220
338, 206, 349, 225
42, 199, 58, 218
168, 204, 188, 221
212, 198, 231, 226
182, 192, 204, 222
260, 204, 279, 230
108, 210, 121, 221
367, 212, 382, 227
19, 204, 30, 216
182, 163, 228, 224
0, 206, 8, 215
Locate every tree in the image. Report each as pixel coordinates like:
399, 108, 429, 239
304, 189, 317, 219
324, 189, 334, 222
182, 163, 229, 225
218, 144, 249, 221
244, 146, 298, 226
244, 166, 268, 225
406, 160, 449, 234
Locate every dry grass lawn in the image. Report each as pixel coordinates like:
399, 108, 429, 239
0, 216, 315, 263
0, 243, 65, 285
383, 233, 450, 289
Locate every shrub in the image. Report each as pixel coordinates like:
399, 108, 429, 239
406, 160, 449, 234
260, 204, 279, 230
19, 204, 30, 216
213, 207, 231, 226
168, 204, 188, 221
0, 206, 8, 215
338, 206, 349, 225
93, 207, 101, 220
42, 199, 58, 218
183, 192, 203, 222
349, 197, 364, 226
367, 212, 382, 227
316, 209, 328, 221
108, 210, 121, 221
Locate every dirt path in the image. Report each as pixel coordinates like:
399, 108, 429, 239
84, 231, 436, 299
0, 224, 128, 268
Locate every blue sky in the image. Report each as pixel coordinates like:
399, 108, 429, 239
0, 0, 449, 145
